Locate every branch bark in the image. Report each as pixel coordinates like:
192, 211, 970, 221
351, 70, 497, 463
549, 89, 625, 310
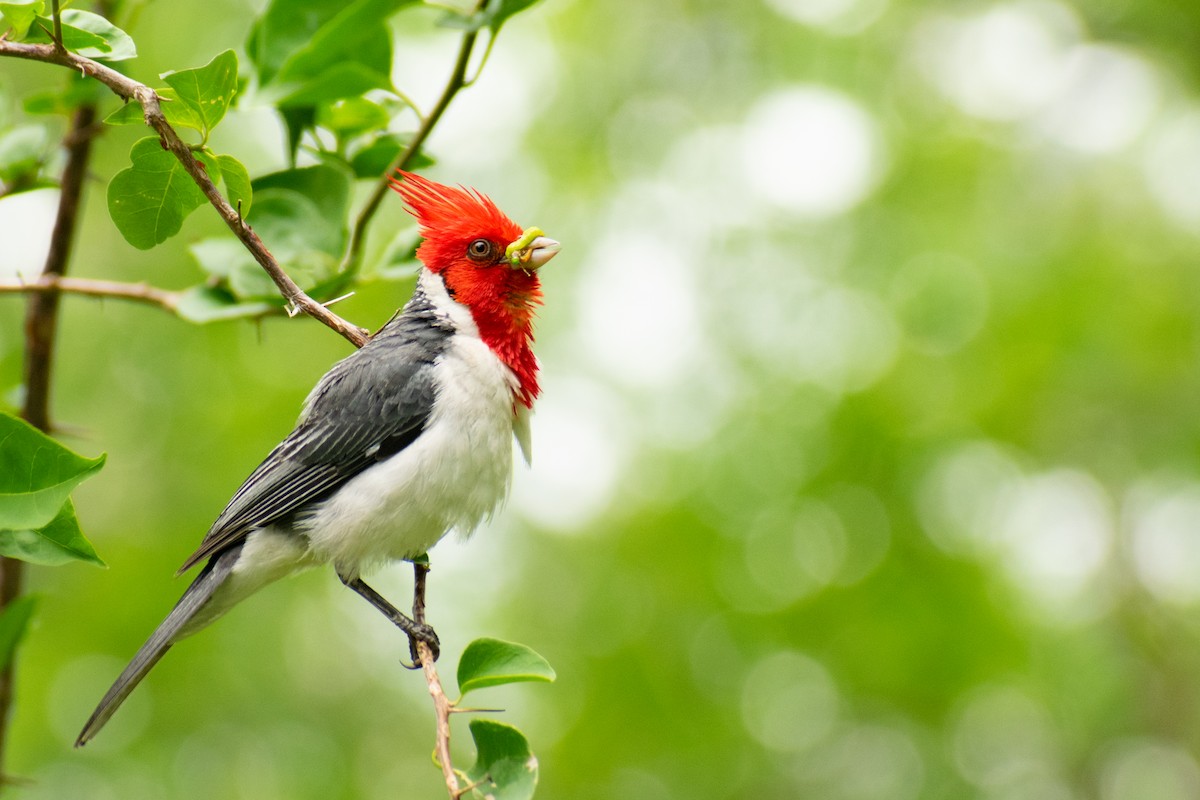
421, 642, 462, 798
0, 39, 369, 348
414, 563, 463, 799
0, 275, 181, 313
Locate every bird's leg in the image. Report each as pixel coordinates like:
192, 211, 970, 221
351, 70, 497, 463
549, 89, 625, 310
412, 559, 430, 626
409, 560, 437, 668
338, 573, 440, 667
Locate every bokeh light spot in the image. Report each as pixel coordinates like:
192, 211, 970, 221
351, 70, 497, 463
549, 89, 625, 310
913, 1, 1082, 121
952, 685, 1057, 789
1143, 109, 1200, 233
1127, 481, 1200, 605
763, 0, 890, 35
740, 86, 886, 218
511, 378, 625, 531
1101, 740, 1200, 800
741, 651, 840, 753
574, 230, 703, 390
1033, 45, 1159, 153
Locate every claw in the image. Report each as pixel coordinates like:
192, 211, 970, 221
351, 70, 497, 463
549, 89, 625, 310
407, 622, 440, 667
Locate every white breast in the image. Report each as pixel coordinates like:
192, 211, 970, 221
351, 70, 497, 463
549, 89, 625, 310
301, 273, 521, 577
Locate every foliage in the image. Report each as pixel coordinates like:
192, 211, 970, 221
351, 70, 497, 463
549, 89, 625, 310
6, 0, 1200, 799
466, 719, 539, 800
0, 412, 104, 567
457, 639, 553, 798
0, 0, 548, 794
25, 10, 137, 61
457, 637, 556, 697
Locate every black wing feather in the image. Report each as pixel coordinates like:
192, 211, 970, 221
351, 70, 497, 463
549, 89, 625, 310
177, 295, 452, 573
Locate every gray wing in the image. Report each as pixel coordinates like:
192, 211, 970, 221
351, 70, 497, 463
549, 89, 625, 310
178, 303, 452, 573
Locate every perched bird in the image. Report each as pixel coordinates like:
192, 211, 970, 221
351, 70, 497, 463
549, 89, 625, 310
76, 171, 560, 746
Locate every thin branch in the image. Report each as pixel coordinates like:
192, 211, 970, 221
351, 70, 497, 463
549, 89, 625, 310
0, 40, 370, 348
413, 563, 462, 799
0, 275, 181, 313
339, 0, 489, 279
421, 647, 461, 797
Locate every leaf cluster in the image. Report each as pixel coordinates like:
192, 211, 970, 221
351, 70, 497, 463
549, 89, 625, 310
0, 413, 105, 669
0, 3, 133, 193
455, 638, 556, 800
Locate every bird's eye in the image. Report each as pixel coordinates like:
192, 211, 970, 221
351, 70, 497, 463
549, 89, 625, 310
467, 239, 494, 262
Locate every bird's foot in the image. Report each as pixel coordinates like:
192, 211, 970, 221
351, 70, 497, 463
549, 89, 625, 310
404, 621, 440, 668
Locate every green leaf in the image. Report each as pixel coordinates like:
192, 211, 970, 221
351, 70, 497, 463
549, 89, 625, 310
316, 97, 389, 140
26, 10, 137, 61
252, 163, 351, 231
162, 50, 239, 138
0, 596, 36, 671
466, 720, 538, 800
0, 125, 46, 183
373, 226, 421, 279
247, 0, 346, 85
0, 412, 105, 531
175, 286, 275, 323
215, 154, 252, 217
457, 638, 556, 697
103, 101, 143, 126
349, 132, 434, 179
188, 237, 254, 279
0, 0, 44, 40
279, 106, 316, 164
188, 237, 281, 299
250, 189, 342, 261
62, 10, 136, 60
270, 62, 392, 109
0, 499, 105, 567
107, 137, 215, 250
272, 0, 409, 87
253, 0, 415, 108
27, 14, 105, 52
178, 165, 353, 298
104, 88, 207, 134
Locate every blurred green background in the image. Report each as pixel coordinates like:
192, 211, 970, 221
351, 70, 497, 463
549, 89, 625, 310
5, 0, 1200, 797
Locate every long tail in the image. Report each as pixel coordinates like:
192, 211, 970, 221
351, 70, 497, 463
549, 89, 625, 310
75, 545, 242, 747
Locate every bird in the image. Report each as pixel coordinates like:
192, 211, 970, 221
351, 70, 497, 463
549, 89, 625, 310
76, 170, 561, 746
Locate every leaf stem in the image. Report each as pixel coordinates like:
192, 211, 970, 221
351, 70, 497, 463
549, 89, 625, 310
50, 0, 64, 53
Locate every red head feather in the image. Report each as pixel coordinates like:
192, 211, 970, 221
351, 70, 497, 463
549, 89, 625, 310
389, 170, 543, 407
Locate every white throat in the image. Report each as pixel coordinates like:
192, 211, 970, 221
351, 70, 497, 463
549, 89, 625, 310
419, 267, 479, 338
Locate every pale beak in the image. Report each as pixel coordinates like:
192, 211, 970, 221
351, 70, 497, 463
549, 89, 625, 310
506, 227, 561, 270
516, 236, 561, 270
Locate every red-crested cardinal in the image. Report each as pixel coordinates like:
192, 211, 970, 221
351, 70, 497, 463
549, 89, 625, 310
77, 171, 560, 745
